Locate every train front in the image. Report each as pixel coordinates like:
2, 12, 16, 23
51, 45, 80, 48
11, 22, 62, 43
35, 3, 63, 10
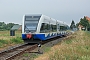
22, 14, 41, 43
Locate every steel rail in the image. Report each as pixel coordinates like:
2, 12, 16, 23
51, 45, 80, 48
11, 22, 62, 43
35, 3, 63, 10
0, 43, 37, 60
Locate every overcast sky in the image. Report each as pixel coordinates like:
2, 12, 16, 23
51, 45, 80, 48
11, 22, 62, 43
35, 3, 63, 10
0, 0, 90, 25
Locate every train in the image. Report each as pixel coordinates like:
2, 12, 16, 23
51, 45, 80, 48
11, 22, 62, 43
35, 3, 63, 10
22, 14, 69, 43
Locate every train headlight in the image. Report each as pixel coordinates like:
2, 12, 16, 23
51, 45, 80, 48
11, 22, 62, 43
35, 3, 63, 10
26, 34, 32, 39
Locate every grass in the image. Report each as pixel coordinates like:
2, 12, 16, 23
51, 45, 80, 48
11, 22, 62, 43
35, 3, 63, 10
49, 31, 90, 60
64, 39, 72, 44
23, 53, 30, 57
10, 37, 23, 44
42, 46, 51, 52
34, 31, 90, 60
0, 31, 21, 41
0, 39, 9, 48
0, 31, 23, 49
0, 39, 8, 44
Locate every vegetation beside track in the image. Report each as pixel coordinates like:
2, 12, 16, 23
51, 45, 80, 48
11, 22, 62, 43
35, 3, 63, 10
35, 31, 90, 60
0, 31, 23, 50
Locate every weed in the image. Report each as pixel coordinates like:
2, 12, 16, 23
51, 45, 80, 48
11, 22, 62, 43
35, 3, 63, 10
64, 39, 72, 44
23, 53, 29, 57
10, 37, 23, 44
0, 39, 9, 47
0, 31, 22, 48
30, 53, 39, 58
0, 42, 3, 47
0, 39, 8, 44
48, 31, 90, 60
43, 46, 51, 52
85, 46, 89, 50
80, 55, 90, 60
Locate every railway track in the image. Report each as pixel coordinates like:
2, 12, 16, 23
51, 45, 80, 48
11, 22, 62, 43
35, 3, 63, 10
0, 33, 71, 60
0, 37, 60, 60
0, 43, 38, 60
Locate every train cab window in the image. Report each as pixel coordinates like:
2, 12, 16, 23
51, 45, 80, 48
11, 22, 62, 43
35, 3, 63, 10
24, 16, 41, 33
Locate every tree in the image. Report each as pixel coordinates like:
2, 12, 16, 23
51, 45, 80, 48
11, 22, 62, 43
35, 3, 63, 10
0, 22, 6, 31
0, 22, 19, 31
79, 16, 89, 30
6, 23, 16, 30
76, 23, 79, 28
70, 20, 76, 30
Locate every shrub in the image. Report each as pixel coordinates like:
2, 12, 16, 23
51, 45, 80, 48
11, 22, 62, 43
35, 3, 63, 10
23, 53, 29, 57
0, 39, 9, 47
0, 39, 8, 44
0, 42, 3, 47
11, 37, 23, 44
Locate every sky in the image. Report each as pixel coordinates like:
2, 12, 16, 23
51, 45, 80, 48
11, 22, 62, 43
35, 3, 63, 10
0, 0, 90, 25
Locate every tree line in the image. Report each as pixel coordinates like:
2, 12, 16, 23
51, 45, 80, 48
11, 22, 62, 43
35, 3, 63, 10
70, 16, 90, 31
0, 22, 19, 31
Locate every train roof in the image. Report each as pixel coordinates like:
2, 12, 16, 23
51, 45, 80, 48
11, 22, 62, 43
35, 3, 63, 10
24, 14, 68, 26
24, 14, 42, 16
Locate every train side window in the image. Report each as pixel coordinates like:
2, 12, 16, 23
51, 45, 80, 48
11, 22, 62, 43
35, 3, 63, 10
60, 26, 63, 31
50, 24, 53, 31
40, 23, 50, 33
57, 24, 60, 30
52, 25, 57, 32
60, 26, 67, 31
40, 23, 57, 33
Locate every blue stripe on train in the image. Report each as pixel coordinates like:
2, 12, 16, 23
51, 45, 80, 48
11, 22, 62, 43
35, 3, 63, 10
22, 34, 46, 40
22, 33, 62, 40
22, 34, 26, 39
34, 34, 46, 40
34, 34, 58, 40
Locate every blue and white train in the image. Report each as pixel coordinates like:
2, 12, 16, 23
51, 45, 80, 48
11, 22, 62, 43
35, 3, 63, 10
22, 14, 69, 43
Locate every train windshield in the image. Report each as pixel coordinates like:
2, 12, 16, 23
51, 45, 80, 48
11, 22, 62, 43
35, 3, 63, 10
24, 16, 41, 33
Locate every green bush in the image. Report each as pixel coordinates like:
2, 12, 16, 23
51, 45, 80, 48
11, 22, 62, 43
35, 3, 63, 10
0, 39, 9, 47
11, 37, 23, 44
23, 53, 29, 57
0, 42, 3, 47
0, 40, 8, 44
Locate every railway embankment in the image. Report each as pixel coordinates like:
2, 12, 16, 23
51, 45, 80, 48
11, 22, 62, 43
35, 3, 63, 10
35, 31, 90, 60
